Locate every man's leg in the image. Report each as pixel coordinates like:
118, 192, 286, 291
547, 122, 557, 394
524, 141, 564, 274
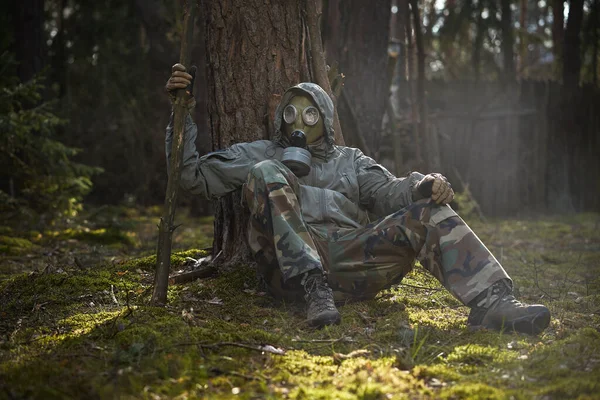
244, 159, 340, 327
327, 199, 506, 301
327, 199, 550, 334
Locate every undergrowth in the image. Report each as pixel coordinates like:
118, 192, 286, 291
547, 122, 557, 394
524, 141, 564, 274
0, 207, 598, 399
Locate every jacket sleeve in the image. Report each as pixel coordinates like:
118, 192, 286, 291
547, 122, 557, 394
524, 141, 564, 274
355, 150, 424, 217
165, 113, 253, 199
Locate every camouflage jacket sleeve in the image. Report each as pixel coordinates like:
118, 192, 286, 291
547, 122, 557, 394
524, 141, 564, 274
165, 113, 253, 199
354, 150, 424, 217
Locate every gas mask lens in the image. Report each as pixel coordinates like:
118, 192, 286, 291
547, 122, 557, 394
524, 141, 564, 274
283, 105, 297, 124
302, 106, 319, 126
283, 105, 320, 126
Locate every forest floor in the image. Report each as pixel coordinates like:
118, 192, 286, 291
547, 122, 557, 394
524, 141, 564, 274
1, 205, 599, 399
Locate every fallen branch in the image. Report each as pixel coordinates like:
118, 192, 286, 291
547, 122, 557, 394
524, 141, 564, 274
399, 283, 443, 291
169, 265, 217, 285
292, 336, 354, 344
168, 341, 286, 355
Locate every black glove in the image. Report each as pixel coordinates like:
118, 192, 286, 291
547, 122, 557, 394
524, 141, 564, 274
165, 63, 196, 111
413, 173, 454, 205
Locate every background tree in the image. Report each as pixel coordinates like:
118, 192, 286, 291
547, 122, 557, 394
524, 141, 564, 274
323, 0, 391, 156
3, 0, 600, 228
563, 0, 585, 89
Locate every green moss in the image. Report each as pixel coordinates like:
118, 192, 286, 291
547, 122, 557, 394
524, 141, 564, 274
0, 235, 39, 255
1, 212, 599, 399
446, 344, 516, 365
44, 226, 136, 246
439, 383, 506, 399
118, 248, 209, 271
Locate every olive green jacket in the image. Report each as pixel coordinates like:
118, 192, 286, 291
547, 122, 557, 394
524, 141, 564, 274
165, 113, 424, 231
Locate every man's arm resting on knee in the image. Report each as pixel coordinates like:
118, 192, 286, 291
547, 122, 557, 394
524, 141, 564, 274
354, 150, 425, 217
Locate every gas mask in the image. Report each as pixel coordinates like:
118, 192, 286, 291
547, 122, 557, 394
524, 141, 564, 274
281, 95, 324, 177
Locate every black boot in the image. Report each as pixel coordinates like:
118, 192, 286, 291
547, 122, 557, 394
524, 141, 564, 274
302, 271, 341, 327
467, 279, 551, 335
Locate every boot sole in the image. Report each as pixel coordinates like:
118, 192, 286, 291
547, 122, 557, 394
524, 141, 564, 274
307, 312, 341, 328
511, 309, 551, 335
469, 309, 551, 335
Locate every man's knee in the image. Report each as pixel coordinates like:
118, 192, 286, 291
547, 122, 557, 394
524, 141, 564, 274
247, 159, 298, 189
394, 200, 458, 226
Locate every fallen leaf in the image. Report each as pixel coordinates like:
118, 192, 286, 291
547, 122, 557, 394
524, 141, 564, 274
207, 297, 223, 305
259, 345, 286, 355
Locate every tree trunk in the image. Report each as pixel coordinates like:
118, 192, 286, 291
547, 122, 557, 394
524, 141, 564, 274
306, 0, 345, 145
472, 0, 485, 82
324, 0, 391, 155
404, 0, 422, 170
519, 0, 528, 77
593, 0, 599, 87
500, 0, 516, 83
203, 0, 311, 266
10, 0, 45, 83
390, 0, 407, 85
563, 0, 585, 89
551, 0, 564, 77
410, 0, 431, 172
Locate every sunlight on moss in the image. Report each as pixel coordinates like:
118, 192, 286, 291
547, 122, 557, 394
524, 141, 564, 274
1, 212, 599, 398
439, 383, 506, 399
118, 248, 209, 271
0, 235, 39, 255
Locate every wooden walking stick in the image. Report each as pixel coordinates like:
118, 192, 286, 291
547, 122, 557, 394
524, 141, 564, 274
151, 2, 197, 305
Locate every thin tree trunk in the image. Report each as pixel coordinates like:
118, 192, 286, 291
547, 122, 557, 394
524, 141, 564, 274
500, 0, 516, 83
563, 0, 585, 89
11, 0, 45, 83
152, 3, 197, 306
593, 0, 599, 86
391, 0, 407, 84
472, 0, 485, 81
323, 0, 391, 154
404, 0, 421, 170
519, 0, 528, 77
551, 0, 564, 77
54, 0, 67, 99
410, 0, 430, 172
392, 0, 407, 176
306, 0, 345, 145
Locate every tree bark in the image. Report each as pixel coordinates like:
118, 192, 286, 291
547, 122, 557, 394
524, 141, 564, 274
593, 0, 599, 86
10, 0, 45, 83
306, 0, 345, 145
390, 0, 407, 85
472, 0, 485, 82
500, 0, 516, 83
324, 0, 391, 155
551, 0, 564, 77
203, 0, 311, 267
404, 0, 422, 170
519, 0, 528, 77
410, 0, 431, 172
563, 0, 585, 89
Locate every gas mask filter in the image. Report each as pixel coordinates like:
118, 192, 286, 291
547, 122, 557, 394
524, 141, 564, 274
281, 96, 322, 177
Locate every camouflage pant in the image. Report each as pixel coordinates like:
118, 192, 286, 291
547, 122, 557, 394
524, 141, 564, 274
243, 160, 511, 305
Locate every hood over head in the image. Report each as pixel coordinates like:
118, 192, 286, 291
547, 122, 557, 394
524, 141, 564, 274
273, 82, 336, 160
